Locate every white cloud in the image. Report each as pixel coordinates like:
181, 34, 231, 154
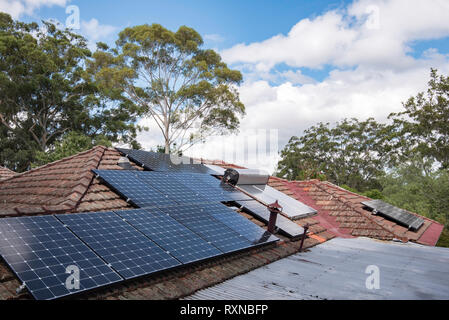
204, 33, 224, 43
80, 18, 117, 50
221, 0, 449, 71
0, 0, 68, 19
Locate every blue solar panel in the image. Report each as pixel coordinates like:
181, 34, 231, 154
196, 203, 279, 245
0, 215, 122, 300
57, 211, 181, 280
171, 173, 252, 202
93, 170, 176, 207
115, 208, 222, 264
134, 171, 211, 204
159, 204, 253, 253
117, 148, 217, 174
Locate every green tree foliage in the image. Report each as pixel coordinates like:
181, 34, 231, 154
33, 131, 112, 167
0, 13, 142, 171
276, 118, 392, 191
380, 158, 449, 225
89, 24, 245, 154
389, 68, 449, 169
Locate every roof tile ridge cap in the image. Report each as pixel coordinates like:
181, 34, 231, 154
321, 181, 370, 199
0, 146, 108, 184
0, 166, 15, 174
268, 176, 288, 182
63, 147, 108, 212
313, 181, 404, 241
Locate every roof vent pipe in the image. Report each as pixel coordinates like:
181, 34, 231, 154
267, 200, 283, 234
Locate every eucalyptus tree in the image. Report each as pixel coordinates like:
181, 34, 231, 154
90, 24, 245, 154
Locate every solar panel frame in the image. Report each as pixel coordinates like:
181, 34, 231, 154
237, 200, 305, 239
0, 215, 122, 300
159, 204, 254, 254
115, 208, 223, 264
93, 169, 177, 208
362, 199, 424, 231
57, 211, 181, 280
195, 202, 279, 245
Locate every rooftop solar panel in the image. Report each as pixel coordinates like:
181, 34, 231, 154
0, 215, 122, 300
362, 199, 424, 231
196, 203, 279, 245
115, 208, 222, 264
134, 171, 211, 204
237, 200, 305, 239
117, 148, 217, 174
93, 170, 176, 208
159, 204, 253, 253
57, 211, 181, 280
171, 173, 252, 202
237, 184, 317, 219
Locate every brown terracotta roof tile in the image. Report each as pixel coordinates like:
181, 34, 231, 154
0, 167, 16, 181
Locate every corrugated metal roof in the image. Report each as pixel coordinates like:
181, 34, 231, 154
185, 237, 449, 300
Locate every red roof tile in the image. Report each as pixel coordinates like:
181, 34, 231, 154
0, 166, 16, 181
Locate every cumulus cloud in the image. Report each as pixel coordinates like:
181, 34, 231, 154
221, 0, 449, 71
0, 0, 68, 19
81, 18, 117, 45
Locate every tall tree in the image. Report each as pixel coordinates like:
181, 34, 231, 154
276, 118, 393, 191
90, 24, 245, 154
389, 68, 449, 169
0, 13, 142, 171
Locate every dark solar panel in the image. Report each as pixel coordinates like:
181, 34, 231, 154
134, 171, 211, 204
196, 203, 279, 245
117, 148, 217, 174
362, 199, 424, 231
57, 211, 181, 280
237, 200, 305, 239
93, 170, 176, 208
172, 173, 252, 202
159, 204, 253, 253
115, 208, 222, 264
0, 215, 122, 300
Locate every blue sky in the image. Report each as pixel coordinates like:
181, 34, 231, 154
1, 0, 449, 172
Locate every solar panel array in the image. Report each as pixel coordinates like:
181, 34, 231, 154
92, 170, 176, 208
57, 211, 181, 279
135, 171, 211, 204
0, 203, 278, 299
171, 172, 252, 202
159, 204, 254, 253
0, 215, 122, 300
94, 170, 252, 206
117, 148, 216, 174
362, 199, 424, 231
115, 208, 222, 264
237, 200, 305, 239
